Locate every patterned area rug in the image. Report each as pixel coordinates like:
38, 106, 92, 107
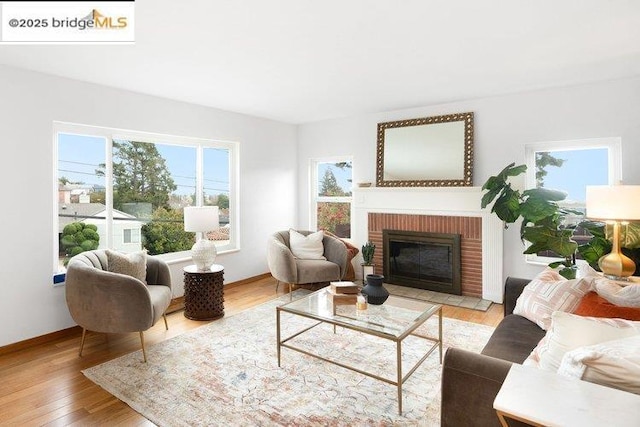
83, 291, 494, 426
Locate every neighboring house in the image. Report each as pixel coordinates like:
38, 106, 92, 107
58, 183, 101, 204
59, 203, 145, 253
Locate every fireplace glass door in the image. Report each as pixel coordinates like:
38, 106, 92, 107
383, 230, 461, 295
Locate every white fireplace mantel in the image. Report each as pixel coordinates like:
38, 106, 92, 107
352, 186, 504, 302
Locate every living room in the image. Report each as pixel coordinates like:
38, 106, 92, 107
2, 1, 640, 425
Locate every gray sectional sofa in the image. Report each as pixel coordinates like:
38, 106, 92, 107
441, 277, 543, 427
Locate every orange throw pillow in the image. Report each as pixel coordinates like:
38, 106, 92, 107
574, 291, 640, 321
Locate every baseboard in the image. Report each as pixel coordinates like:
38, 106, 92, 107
0, 272, 274, 354
0, 325, 82, 357
225, 272, 272, 289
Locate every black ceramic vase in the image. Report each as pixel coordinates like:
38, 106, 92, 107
362, 274, 389, 305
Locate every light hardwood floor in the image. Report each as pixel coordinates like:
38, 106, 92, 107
0, 276, 503, 426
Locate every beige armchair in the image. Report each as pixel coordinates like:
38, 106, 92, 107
267, 230, 348, 299
65, 250, 172, 362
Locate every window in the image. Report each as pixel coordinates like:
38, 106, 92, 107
123, 228, 141, 244
311, 158, 352, 238
55, 122, 238, 274
524, 137, 621, 263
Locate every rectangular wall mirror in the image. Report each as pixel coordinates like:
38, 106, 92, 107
376, 112, 474, 187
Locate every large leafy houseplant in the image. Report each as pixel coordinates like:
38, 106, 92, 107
482, 163, 640, 278
481, 163, 586, 278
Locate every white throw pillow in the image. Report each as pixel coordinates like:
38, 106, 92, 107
525, 311, 640, 372
289, 229, 326, 260
595, 277, 640, 307
558, 334, 640, 395
106, 249, 147, 283
513, 268, 593, 330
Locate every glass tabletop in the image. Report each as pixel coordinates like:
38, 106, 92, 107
278, 288, 441, 338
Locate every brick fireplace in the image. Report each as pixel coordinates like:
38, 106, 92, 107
368, 213, 482, 297
352, 187, 504, 302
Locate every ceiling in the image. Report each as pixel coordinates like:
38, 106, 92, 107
1, 0, 639, 124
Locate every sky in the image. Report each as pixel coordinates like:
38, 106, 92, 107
538, 148, 608, 204
59, 134, 604, 204
58, 133, 230, 196
317, 161, 352, 194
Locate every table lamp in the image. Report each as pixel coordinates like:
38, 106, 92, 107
586, 185, 640, 280
184, 206, 219, 271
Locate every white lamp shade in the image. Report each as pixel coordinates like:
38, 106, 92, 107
184, 206, 220, 232
586, 185, 640, 221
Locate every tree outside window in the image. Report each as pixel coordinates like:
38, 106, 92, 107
314, 160, 352, 238
56, 125, 237, 273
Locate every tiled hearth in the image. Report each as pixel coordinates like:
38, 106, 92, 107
385, 283, 492, 311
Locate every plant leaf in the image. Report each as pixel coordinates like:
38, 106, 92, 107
522, 187, 567, 202
481, 186, 502, 209
547, 238, 578, 258
493, 186, 520, 223
579, 220, 607, 239
502, 163, 527, 178
558, 266, 577, 279
578, 237, 610, 270
621, 222, 640, 249
519, 197, 558, 224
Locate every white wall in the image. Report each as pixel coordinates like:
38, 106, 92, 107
297, 77, 640, 283
0, 65, 298, 347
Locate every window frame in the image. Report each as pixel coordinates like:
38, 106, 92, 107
310, 156, 353, 239
53, 121, 239, 278
523, 137, 622, 266
122, 228, 141, 244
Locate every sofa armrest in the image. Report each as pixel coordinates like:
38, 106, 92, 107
504, 277, 531, 316
323, 235, 348, 279
441, 348, 516, 427
266, 236, 297, 283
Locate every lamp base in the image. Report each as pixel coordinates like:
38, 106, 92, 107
598, 251, 636, 280
191, 239, 217, 271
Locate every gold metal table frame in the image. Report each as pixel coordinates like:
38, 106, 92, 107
276, 289, 443, 415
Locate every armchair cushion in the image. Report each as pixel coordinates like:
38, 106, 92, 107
289, 229, 326, 260
106, 249, 147, 283
295, 259, 341, 284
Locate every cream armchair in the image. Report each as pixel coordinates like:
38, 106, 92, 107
65, 250, 172, 362
267, 230, 348, 299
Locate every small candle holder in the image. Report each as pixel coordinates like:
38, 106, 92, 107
356, 293, 368, 311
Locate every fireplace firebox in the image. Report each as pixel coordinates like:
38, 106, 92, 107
383, 230, 461, 295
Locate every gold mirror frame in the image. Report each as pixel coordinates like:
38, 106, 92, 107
376, 112, 474, 187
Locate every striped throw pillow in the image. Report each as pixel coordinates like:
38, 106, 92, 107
513, 268, 593, 330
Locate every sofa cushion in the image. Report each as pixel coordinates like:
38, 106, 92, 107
525, 311, 640, 372
574, 291, 640, 320
558, 334, 640, 395
594, 277, 640, 307
513, 268, 592, 330
481, 314, 546, 364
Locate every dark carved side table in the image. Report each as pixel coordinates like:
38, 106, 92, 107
183, 264, 225, 320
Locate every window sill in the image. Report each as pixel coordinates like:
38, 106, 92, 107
52, 247, 240, 286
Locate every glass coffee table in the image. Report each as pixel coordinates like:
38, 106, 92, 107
276, 288, 443, 415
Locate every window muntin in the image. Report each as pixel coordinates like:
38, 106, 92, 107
524, 138, 622, 264
312, 159, 352, 238
55, 123, 238, 274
